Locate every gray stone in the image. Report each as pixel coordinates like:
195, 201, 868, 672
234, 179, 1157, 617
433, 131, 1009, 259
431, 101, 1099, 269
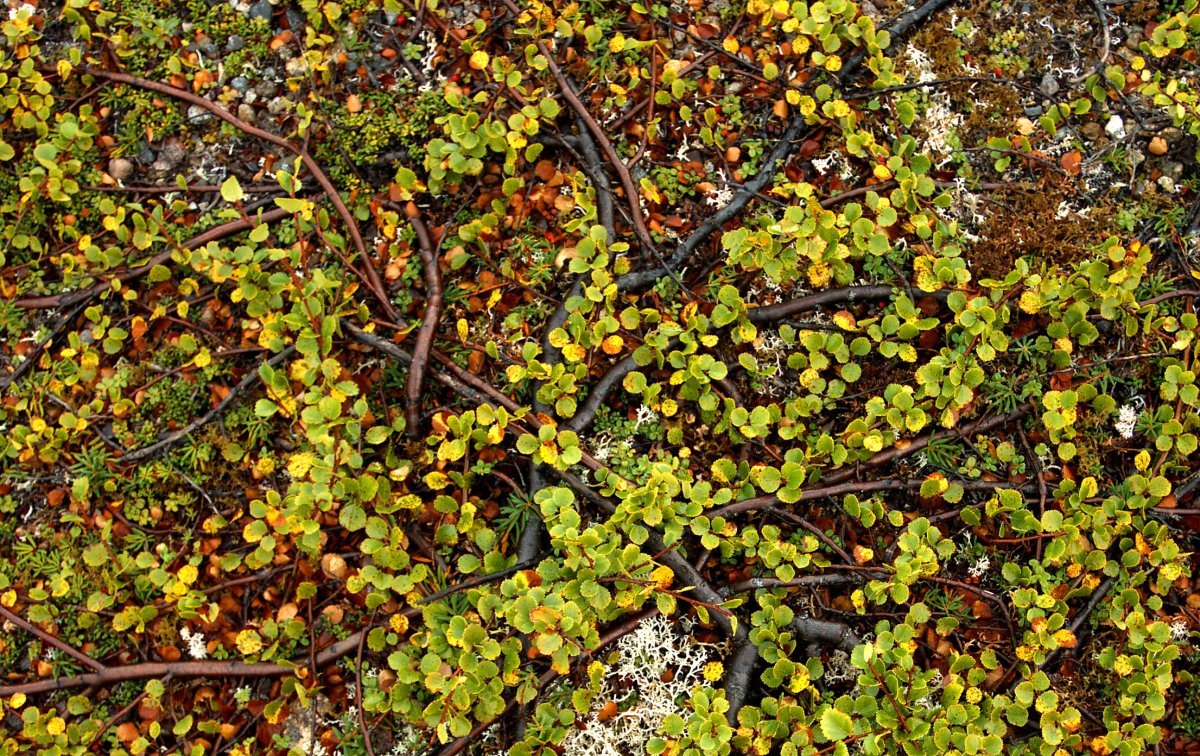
186, 104, 212, 123
267, 96, 291, 115
107, 157, 134, 181
231, 76, 251, 92
285, 57, 308, 77
151, 137, 186, 172
197, 39, 218, 56
1024, 105, 1043, 117
237, 103, 257, 124
1162, 160, 1184, 179
138, 146, 156, 165
248, 0, 272, 21
255, 79, 279, 98
226, 35, 245, 53
1039, 73, 1059, 97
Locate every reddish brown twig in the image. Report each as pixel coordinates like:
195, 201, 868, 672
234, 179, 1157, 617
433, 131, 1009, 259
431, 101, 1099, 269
355, 612, 378, 756
0, 607, 415, 698
403, 210, 443, 436
13, 206, 293, 310
87, 673, 173, 750
0, 604, 105, 672
75, 67, 397, 323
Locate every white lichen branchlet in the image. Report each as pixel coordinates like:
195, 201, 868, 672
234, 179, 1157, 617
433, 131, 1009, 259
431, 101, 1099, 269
1115, 403, 1141, 439
180, 626, 207, 660
634, 405, 659, 428
706, 169, 735, 208
967, 554, 991, 579
904, 45, 962, 165
1171, 619, 1191, 645
561, 615, 709, 756
823, 649, 856, 684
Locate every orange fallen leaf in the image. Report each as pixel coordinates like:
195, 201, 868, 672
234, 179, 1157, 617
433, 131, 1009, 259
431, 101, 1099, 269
1060, 151, 1082, 175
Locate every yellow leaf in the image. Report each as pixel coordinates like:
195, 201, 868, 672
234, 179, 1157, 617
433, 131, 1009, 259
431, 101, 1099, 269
561, 343, 586, 362
1135, 449, 1151, 472
832, 311, 858, 331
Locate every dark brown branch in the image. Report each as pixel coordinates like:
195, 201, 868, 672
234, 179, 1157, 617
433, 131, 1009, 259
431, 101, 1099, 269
87, 673, 173, 749
403, 210, 443, 437
564, 338, 679, 434
120, 346, 297, 464
496, 0, 654, 258
355, 614, 377, 756
0, 301, 90, 389
709, 477, 1029, 521
615, 0, 954, 295
722, 573, 865, 596
416, 556, 541, 606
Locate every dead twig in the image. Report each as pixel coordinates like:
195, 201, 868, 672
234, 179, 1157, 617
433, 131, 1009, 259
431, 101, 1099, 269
0, 611, 409, 697
0, 604, 105, 672
402, 209, 443, 437
13, 206, 293, 310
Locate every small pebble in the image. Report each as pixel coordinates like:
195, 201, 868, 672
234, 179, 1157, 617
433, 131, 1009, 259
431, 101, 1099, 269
1024, 105, 1043, 118
248, 0, 272, 20
1104, 115, 1125, 139
151, 137, 186, 172
186, 104, 212, 123
1163, 160, 1184, 179
1039, 73, 1059, 97
226, 35, 245, 53
237, 103, 257, 124
230, 76, 250, 92
107, 157, 134, 181
284, 57, 308, 77
267, 96, 291, 115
